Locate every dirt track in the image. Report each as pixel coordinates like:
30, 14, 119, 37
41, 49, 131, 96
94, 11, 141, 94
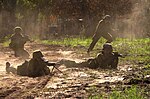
0, 42, 135, 98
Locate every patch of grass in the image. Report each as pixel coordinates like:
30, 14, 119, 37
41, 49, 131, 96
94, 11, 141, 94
109, 86, 146, 99
87, 86, 104, 99
144, 64, 150, 69
41, 37, 93, 47
89, 86, 147, 99
0, 34, 12, 47
143, 64, 150, 75
113, 38, 150, 56
2, 40, 10, 47
89, 95, 103, 99
113, 38, 150, 65
41, 37, 149, 54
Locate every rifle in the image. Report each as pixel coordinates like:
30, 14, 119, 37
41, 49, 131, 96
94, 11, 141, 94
47, 63, 64, 74
113, 52, 125, 58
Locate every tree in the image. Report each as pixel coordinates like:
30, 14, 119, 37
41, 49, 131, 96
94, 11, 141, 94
0, 0, 17, 42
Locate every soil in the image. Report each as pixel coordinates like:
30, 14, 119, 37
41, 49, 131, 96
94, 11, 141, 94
0, 42, 149, 99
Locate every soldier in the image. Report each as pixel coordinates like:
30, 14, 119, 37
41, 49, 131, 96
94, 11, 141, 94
9, 26, 30, 58
7, 51, 56, 77
60, 43, 122, 69
87, 15, 113, 53
7, 51, 57, 77
27, 51, 56, 77
86, 43, 120, 69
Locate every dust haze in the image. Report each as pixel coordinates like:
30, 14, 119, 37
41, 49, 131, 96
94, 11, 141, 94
114, 0, 149, 38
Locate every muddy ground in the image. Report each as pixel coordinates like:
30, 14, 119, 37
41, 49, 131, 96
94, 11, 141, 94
0, 42, 149, 99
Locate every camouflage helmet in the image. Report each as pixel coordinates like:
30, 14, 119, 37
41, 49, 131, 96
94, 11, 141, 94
33, 51, 44, 58
102, 43, 112, 50
14, 26, 22, 33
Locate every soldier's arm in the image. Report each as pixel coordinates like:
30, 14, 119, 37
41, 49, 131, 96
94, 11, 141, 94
41, 58, 56, 66
111, 57, 119, 69
47, 62, 56, 66
23, 34, 32, 42
10, 34, 16, 42
95, 53, 103, 66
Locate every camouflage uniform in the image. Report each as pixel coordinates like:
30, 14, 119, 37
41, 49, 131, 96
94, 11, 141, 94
9, 27, 30, 58
86, 52, 119, 69
27, 51, 55, 77
17, 61, 29, 76
87, 15, 113, 53
81, 43, 119, 69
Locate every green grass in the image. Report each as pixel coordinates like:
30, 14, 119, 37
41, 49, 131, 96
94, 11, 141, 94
89, 86, 147, 99
143, 64, 150, 75
109, 86, 146, 99
112, 38, 150, 65
41, 37, 93, 47
40, 37, 149, 54
113, 38, 150, 55
2, 40, 10, 47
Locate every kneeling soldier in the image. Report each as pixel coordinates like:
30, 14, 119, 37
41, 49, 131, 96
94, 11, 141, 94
9, 26, 30, 58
